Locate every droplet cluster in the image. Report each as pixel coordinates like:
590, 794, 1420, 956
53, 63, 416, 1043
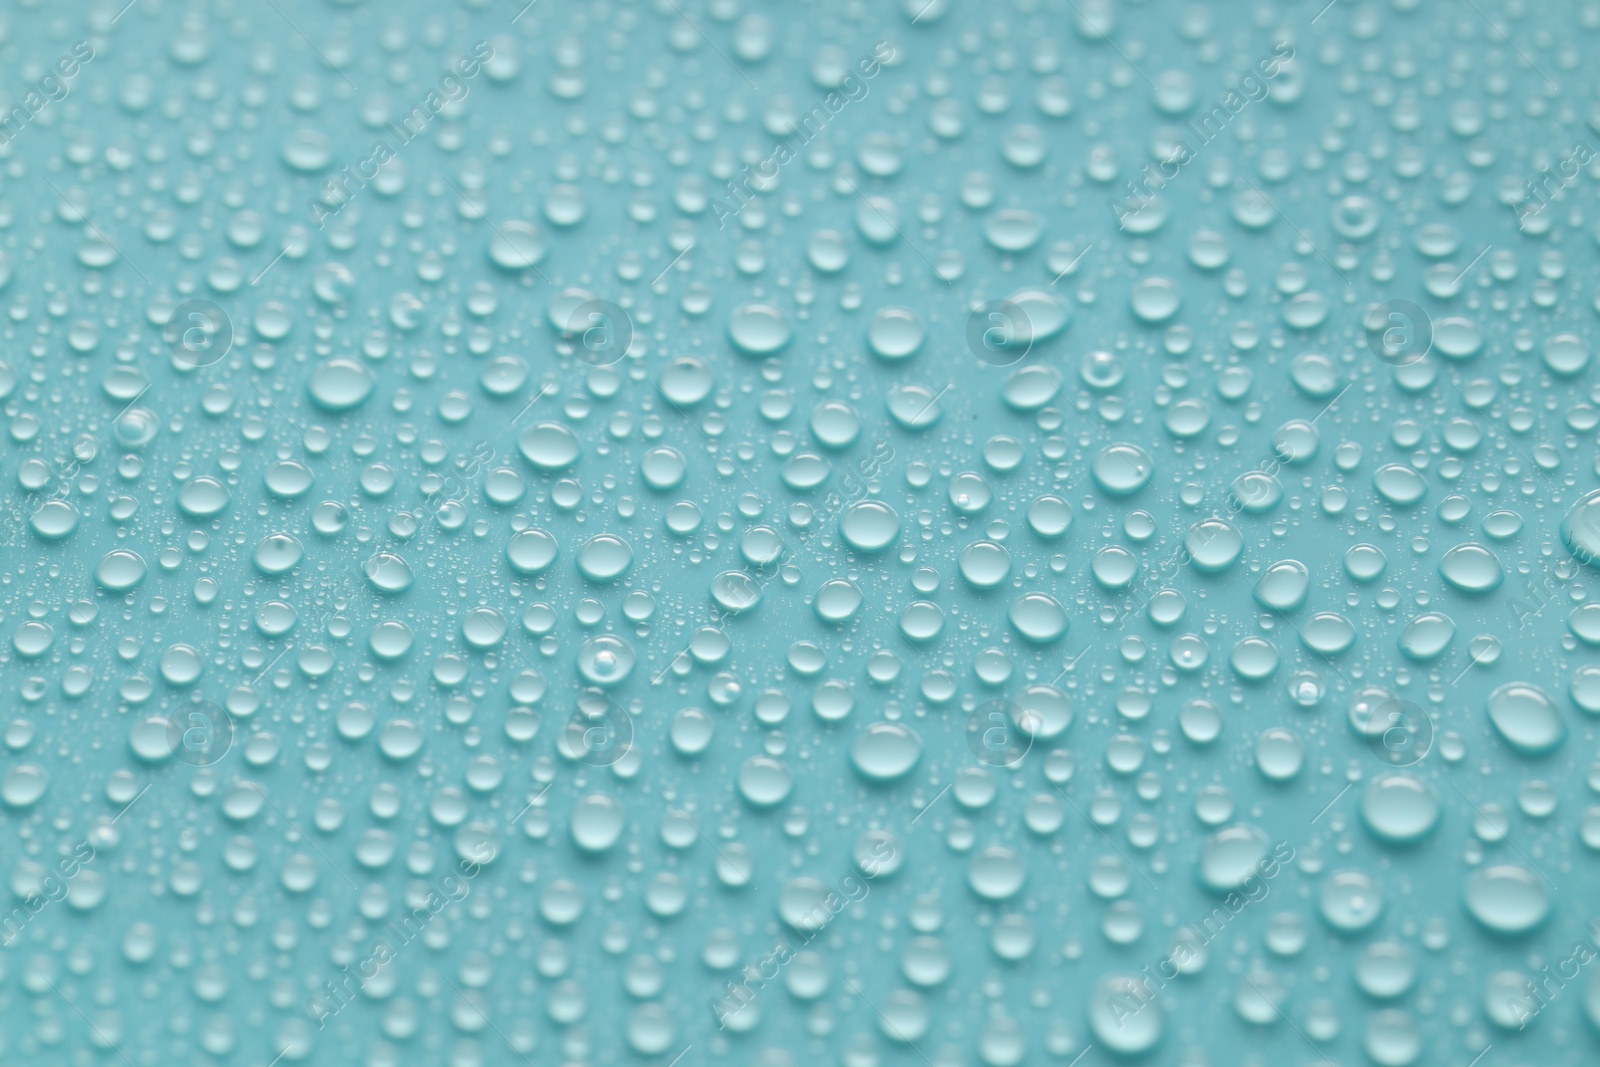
3, 1, 1600, 1065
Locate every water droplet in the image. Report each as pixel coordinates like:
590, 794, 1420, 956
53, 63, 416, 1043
1486, 682, 1566, 754
95, 549, 147, 591
1439, 543, 1503, 592
1398, 612, 1455, 661
1008, 593, 1067, 644
1463, 865, 1549, 934
487, 220, 546, 270
867, 306, 926, 360
307, 359, 374, 412
728, 303, 792, 355
851, 722, 922, 781
1320, 869, 1384, 932
1361, 775, 1440, 843
1093, 444, 1154, 496
519, 421, 581, 470
1088, 974, 1162, 1053
1184, 519, 1243, 573
1198, 824, 1269, 891
839, 500, 900, 552
578, 534, 634, 582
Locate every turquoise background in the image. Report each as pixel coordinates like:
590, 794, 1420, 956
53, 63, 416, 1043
1, 1, 1599, 1065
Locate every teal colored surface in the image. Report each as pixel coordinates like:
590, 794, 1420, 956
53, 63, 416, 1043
2, 1, 1600, 1066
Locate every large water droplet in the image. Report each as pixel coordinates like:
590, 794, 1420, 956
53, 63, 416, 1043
850, 723, 922, 781
1093, 444, 1154, 496
488, 220, 547, 269
1088, 974, 1162, 1053
95, 549, 148, 591
839, 500, 900, 552
1439, 543, 1503, 592
307, 359, 374, 411
1463, 865, 1550, 934
1361, 775, 1440, 843
728, 303, 792, 355
1198, 824, 1269, 891
1486, 682, 1566, 754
